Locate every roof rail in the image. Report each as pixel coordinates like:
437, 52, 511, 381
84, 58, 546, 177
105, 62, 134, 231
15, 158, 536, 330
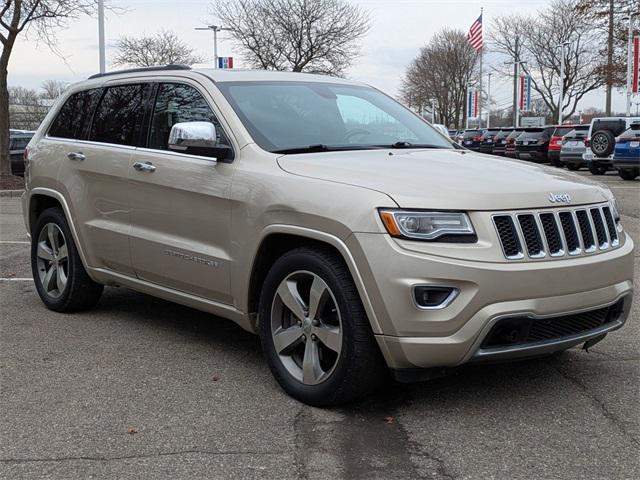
88, 64, 191, 80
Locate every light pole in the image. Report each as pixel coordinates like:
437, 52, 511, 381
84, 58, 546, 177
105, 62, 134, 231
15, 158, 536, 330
195, 25, 231, 68
486, 72, 492, 128
98, 0, 105, 73
625, 7, 637, 116
557, 40, 570, 125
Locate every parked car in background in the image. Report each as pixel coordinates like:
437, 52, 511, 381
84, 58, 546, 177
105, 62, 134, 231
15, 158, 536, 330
432, 123, 450, 138
478, 128, 502, 154
448, 129, 457, 139
491, 128, 513, 156
560, 125, 589, 171
514, 126, 554, 162
548, 124, 581, 167
612, 121, 640, 180
460, 129, 485, 151
9, 131, 35, 176
587, 116, 640, 175
504, 128, 524, 158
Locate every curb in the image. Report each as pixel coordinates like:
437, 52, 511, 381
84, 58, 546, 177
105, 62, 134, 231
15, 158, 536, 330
0, 190, 24, 198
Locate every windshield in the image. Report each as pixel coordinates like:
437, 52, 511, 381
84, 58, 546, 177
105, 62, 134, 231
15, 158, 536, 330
216, 81, 453, 153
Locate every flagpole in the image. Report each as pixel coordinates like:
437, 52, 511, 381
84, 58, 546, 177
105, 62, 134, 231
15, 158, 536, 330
478, 7, 483, 129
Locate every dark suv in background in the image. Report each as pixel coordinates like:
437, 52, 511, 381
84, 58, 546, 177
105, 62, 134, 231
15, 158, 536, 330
515, 126, 554, 162
460, 129, 485, 151
491, 128, 513, 156
504, 127, 524, 158
9, 131, 35, 176
478, 128, 501, 154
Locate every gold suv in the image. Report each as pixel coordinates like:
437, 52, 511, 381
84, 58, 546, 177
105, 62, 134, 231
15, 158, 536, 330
22, 66, 634, 406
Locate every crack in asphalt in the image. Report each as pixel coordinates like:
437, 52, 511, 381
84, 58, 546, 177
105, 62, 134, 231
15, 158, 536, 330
552, 364, 640, 448
0, 449, 286, 464
293, 405, 311, 480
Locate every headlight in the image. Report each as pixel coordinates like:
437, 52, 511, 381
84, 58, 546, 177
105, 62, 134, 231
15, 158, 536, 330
610, 198, 620, 223
379, 209, 476, 241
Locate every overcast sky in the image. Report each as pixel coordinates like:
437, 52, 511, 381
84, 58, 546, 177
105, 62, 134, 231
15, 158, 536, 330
7, 0, 633, 114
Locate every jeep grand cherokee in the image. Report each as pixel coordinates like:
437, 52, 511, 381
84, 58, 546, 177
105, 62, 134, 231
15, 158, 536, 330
22, 66, 634, 406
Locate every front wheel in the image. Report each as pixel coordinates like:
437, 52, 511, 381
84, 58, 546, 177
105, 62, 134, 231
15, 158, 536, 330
618, 168, 639, 181
259, 247, 385, 406
31, 207, 103, 312
566, 164, 580, 171
589, 162, 609, 175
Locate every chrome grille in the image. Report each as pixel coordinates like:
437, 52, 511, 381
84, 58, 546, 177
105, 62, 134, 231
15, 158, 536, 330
493, 203, 621, 260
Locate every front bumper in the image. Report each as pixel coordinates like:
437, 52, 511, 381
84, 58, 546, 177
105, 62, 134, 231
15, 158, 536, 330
348, 231, 634, 370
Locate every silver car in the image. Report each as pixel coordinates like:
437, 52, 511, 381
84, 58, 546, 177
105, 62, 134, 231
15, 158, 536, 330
560, 125, 589, 171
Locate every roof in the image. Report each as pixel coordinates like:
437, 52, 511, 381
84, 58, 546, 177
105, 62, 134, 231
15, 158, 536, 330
85, 64, 364, 86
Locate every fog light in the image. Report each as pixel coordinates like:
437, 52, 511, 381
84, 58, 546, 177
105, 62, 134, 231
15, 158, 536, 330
413, 286, 458, 309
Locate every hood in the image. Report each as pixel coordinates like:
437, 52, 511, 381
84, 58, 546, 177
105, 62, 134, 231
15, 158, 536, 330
277, 148, 611, 210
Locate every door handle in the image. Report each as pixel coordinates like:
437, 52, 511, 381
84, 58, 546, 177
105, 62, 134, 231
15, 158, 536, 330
67, 152, 86, 161
133, 161, 156, 173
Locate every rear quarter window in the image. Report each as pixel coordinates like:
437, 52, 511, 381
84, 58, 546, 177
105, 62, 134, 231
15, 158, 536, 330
49, 89, 101, 140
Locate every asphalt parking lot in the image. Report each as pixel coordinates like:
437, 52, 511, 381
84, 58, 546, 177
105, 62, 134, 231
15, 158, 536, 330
0, 171, 638, 480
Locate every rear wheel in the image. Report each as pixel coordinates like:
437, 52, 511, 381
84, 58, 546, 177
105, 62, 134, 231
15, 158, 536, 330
589, 161, 609, 175
566, 164, 580, 171
259, 247, 385, 406
618, 168, 639, 180
31, 207, 103, 312
591, 130, 615, 158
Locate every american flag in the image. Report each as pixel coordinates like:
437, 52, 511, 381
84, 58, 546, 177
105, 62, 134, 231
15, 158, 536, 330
467, 14, 483, 52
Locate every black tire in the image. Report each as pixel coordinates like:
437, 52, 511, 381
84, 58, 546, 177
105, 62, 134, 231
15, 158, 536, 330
618, 168, 639, 181
259, 247, 385, 406
31, 207, 103, 312
589, 161, 609, 175
591, 130, 615, 158
566, 164, 580, 171
549, 156, 562, 168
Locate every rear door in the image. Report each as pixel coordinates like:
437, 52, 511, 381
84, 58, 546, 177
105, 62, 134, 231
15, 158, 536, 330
127, 80, 236, 304
55, 83, 151, 275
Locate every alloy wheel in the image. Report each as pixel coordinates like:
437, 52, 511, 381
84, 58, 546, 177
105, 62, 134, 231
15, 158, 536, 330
36, 223, 69, 298
270, 271, 343, 385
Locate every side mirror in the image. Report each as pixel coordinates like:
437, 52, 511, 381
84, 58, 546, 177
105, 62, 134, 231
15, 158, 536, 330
168, 121, 234, 161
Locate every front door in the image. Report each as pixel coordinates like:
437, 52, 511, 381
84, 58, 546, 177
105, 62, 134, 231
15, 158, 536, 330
127, 81, 236, 304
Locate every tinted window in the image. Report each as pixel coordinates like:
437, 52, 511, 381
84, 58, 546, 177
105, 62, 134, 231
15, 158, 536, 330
9, 136, 31, 150
593, 119, 625, 136
463, 130, 482, 138
49, 89, 101, 139
553, 126, 574, 137
148, 83, 229, 150
89, 84, 147, 146
620, 128, 640, 140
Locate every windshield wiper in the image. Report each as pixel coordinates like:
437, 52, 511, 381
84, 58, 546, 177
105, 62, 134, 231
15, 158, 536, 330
385, 141, 445, 149
272, 144, 385, 154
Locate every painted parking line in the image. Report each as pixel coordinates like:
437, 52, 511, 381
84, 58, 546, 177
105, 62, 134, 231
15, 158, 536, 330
0, 278, 33, 281
0, 241, 29, 244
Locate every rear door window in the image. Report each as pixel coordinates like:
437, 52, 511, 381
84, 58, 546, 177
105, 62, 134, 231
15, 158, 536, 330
89, 84, 149, 146
49, 89, 101, 140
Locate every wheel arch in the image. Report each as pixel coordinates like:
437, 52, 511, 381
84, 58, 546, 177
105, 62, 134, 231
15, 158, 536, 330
27, 188, 91, 271
245, 225, 382, 335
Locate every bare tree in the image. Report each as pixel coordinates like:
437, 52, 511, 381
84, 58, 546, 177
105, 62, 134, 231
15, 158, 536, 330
40, 79, 67, 100
400, 29, 478, 129
491, 0, 604, 122
112, 30, 203, 68
576, 0, 640, 115
8, 85, 47, 129
1, 0, 104, 175
211, 0, 370, 76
